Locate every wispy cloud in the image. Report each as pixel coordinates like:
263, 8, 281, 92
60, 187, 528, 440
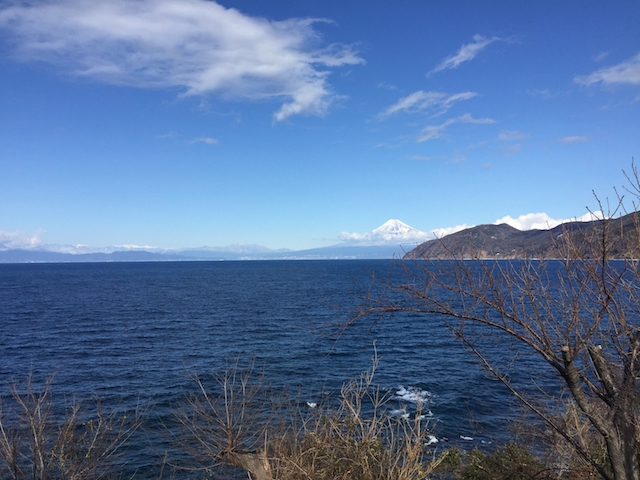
189, 137, 218, 145
561, 135, 589, 144
497, 130, 528, 141
498, 144, 523, 157
429, 35, 500, 75
575, 52, 640, 86
417, 113, 495, 142
593, 50, 611, 63
526, 88, 553, 99
0, 0, 364, 122
378, 91, 477, 119
377, 82, 398, 91
158, 131, 179, 139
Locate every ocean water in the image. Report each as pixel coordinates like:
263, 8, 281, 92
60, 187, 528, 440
0, 260, 555, 476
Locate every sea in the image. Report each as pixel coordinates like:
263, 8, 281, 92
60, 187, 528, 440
0, 260, 556, 477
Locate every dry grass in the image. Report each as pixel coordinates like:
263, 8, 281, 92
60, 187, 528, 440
172, 353, 444, 479
269, 359, 441, 480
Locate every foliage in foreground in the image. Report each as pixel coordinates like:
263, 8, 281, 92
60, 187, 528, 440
0, 376, 140, 480
0, 365, 638, 479
172, 355, 443, 480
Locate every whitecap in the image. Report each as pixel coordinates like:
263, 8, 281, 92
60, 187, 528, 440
394, 386, 431, 404
306, 401, 317, 409
425, 435, 438, 446
389, 408, 410, 419
460, 435, 474, 441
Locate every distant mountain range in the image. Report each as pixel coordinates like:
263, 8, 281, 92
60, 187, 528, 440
406, 212, 640, 259
0, 220, 423, 263
5, 215, 634, 264
0, 244, 413, 263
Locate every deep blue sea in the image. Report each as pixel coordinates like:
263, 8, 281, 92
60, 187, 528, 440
0, 260, 555, 477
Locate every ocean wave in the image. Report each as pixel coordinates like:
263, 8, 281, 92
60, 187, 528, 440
394, 386, 431, 405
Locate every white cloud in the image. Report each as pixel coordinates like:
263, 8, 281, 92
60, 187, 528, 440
377, 82, 398, 91
189, 137, 218, 145
378, 91, 477, 119
494, 211, 601, 231
115, 244, 159, 250
497, 130, 528, 141
429, 224, 472, 238
0, 229, 45, 249
0, 0, 364, 121
575, 52, 640, 86
417, 113, 495, 142
429, 35, 500, 75
561, 135, 589, 144
593, 50, 611, 63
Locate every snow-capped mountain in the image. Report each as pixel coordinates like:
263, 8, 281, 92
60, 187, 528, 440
339, 219, 430, 245
371, 219, 429, 242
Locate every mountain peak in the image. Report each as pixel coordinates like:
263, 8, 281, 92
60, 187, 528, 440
336, 219, 429, 245
372, 219, 419, 236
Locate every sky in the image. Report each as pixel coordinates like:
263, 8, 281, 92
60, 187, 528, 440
1, 1, 639, 251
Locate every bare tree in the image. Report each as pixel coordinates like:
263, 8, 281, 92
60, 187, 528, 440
342, 183, 640, 479
171, 359, 275, 480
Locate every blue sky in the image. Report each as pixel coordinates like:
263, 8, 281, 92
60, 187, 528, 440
1, 1, 639, 251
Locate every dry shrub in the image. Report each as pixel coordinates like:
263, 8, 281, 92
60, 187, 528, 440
269, 357, 441, 480
174, 354, 444, 479
449, 443, 548, 480
171, 359, 276, 479
0, 376, 140, 480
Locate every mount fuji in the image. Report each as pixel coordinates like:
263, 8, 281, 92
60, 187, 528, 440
370, 219, 430, 244
337, 219, 430, 246
273, 220, 431, 259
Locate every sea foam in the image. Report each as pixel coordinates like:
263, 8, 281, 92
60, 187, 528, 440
394, 386, 431, 404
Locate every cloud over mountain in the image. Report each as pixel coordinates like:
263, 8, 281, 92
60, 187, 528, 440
494, 212, 600, 230
0, 229, 44, 249
339, 212, 603, 248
